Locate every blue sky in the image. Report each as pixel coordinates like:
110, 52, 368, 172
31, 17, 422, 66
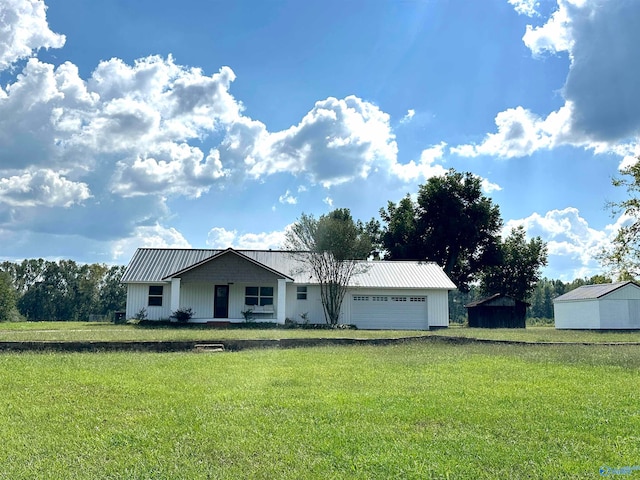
1, 0, 639, 281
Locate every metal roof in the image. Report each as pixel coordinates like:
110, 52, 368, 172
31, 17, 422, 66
553, 281, 640, 302
121, 248, 456, 290
464, 293, 530, 308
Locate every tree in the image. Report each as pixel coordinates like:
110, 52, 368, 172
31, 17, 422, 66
600, 157, 640, 278
0, 270, 18, 322
379, 169, 502, 291
285, 208, 371, 326
479, 225, 548, 300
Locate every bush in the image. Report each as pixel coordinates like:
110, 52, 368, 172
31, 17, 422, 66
172, 308, 194, 323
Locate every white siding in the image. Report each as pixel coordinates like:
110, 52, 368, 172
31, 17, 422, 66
600, 299, 640, 329
554, 300, 600, 329
180, 283, 214, 319
604, 284, 640, 300
344, 288, 450, 330
126, 283, 172, 321
284, 284, 326, 324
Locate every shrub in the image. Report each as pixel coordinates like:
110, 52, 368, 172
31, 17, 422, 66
172, 307, 194, 323
134, 308, 148, 321
241, 308, 254, 322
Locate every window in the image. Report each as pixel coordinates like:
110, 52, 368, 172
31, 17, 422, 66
245, 286, 274, 306
391, 296, 407, 302
296, 286, 307, 300
372, 296, 388, 301
148, 285, 163, 306
353, 295, 369, 301
410, 297, 426, 302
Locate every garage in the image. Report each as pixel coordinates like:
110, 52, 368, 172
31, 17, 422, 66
350, 294, 428, 330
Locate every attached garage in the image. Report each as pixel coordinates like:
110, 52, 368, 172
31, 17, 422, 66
350, 294, 428, 330
554, 281, 640, 329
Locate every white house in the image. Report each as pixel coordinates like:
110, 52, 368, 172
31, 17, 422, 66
121, 248, 456, 330
553, 281, 640, 329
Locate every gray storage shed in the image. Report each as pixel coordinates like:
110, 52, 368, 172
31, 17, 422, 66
554, 281, 640, 329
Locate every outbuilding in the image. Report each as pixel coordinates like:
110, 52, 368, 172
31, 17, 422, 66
465, 294, 529, 328
553, 281, 640, 329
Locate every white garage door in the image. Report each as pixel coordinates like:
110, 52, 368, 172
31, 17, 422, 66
350, 295, 428, 330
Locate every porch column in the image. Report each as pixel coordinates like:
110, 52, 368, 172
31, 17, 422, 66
170, 278, 181, 313
277, 278, 287, 324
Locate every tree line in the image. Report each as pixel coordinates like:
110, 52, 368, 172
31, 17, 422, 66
0, 259, 126, 322
449, 275, 613, 324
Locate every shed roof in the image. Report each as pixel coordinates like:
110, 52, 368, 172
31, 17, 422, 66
553, 281, 640, 302
121, 248, 456, 290
465, 293, 530, 308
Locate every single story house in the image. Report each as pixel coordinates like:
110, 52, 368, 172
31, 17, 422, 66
121, 248, 456, 330
554, 281, 640, 329
465, 294, 529, 328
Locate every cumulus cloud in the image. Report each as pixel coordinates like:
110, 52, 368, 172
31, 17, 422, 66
206, 227, 286, 250
459, 0, 640, 159
250, 95, 398, 187
0, 169, 91, 207
391, 143, 449, 181
0, 0, 65, 71
505, 207, 623, 279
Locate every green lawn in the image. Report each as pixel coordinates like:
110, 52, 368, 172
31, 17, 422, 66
1, 321, 640, 344
0, 342, 638, 479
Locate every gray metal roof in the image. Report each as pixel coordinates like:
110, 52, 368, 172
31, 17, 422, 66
121, 248, 456, 290
553, 281, 640, 302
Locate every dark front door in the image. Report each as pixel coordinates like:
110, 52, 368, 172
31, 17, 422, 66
214, 285, 229, 318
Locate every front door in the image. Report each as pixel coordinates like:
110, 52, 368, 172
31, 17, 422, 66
214, 285, 229, 318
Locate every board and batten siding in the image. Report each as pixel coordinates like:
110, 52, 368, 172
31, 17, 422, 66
126, 283, 172, 321
284, 284, 328, 325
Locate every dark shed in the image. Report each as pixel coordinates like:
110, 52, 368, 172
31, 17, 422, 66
465, 294, 529, 328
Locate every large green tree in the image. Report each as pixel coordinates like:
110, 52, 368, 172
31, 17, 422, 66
479, 225, 548, 300
380, 169, 502, 291
600, 157, 640, 278
0, 270, 18, 322
285, 208, 371, 326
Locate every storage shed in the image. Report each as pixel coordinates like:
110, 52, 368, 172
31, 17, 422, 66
553, 281, 640, 329
465, 294, 528, 328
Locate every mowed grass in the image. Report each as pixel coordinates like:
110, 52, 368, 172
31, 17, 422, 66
0, 343, 639, 479
0, 322, 429, 342
2, 321, 640, 344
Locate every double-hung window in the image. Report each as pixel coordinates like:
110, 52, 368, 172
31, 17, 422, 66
245, 286, 274, 306
296, 286, 307, 300
148, 285, 163, 306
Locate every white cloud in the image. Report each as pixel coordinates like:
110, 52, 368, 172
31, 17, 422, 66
456, 0, 640, 159
400, 109, 415, 124
252, 95, 398, 187
481, 178, 502, 193
0, 0, 65, 71
390, 142, 448, 181
0, 169, 91, 207
508, 0, 540, 17
111, 143, 226, 198
206, 227, 286, 250
505, 207, 623, 280
522, 3, 572, 56
278, 190, 297, 205
323, 196, 334, 207
111, 225, 191, 262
